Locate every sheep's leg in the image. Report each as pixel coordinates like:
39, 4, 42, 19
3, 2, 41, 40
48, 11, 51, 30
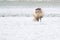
36, 18, 39, 21
40, 16, 43, 22
40, 18, 41, 22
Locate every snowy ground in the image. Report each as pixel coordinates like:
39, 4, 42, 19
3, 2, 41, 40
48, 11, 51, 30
0, 17, 60, 40
0, 7, 60, 17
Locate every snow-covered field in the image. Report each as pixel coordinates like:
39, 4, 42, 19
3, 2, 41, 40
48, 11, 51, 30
0, 7, 60, 17
0, 17, 60, 40
0, 5, 60, 40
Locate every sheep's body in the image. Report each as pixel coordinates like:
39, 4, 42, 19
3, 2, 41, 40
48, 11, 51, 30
33, 8, 43, 22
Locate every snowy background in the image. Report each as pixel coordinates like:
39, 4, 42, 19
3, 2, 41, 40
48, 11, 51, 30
0, 0, 60, 40
0, 6, 60, 17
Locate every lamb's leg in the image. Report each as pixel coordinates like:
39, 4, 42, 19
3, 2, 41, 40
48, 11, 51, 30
36, 18, 39, 21
40, 18, 41, 22
40, 16, 43, 22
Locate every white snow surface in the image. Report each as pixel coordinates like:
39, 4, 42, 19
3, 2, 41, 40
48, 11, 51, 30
0, 7, 60, 17
0, 17, 60, 40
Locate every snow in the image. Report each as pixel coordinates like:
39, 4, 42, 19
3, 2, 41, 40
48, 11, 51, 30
0, 17, 60, 40
0, 6, 60, 40
0, 7, 60, 17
